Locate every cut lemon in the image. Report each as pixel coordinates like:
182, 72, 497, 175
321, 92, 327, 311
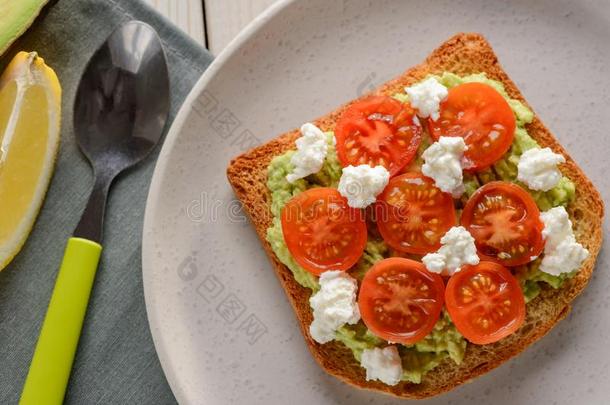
0, 51, 61, 270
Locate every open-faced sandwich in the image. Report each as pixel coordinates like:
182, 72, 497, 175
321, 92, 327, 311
226, 33, 604, 399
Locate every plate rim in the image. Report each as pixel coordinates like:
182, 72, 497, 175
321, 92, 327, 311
141, 0, 295, 402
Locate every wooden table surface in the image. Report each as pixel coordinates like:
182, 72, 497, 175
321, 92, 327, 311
142, 0, 278, 54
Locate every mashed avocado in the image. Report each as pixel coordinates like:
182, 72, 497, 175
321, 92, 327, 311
265, 72, 577, 384
267, 218, 319, 291
335, 312, 465, 384
351, 239, 388, 280
514, 258, 576, 302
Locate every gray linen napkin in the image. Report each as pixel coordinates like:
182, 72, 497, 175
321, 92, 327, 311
0, 0, 213, 403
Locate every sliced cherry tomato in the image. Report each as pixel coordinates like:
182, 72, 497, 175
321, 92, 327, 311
335, 96, 422, 176
280, 188, 367, 276
429, 82, 516, 171
461, 181, 544, 266
359, 258, 445, 344
375, 173, 457, 255
445, 261, 525, 345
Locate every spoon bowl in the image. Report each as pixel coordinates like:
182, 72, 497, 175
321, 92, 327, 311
74, 20, 169, 173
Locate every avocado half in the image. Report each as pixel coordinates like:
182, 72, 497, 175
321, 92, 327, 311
0, 0, 49, 56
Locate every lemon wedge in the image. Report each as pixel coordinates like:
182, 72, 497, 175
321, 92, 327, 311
0, 51, 61, 270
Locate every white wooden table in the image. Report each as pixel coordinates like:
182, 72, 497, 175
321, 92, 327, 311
143, 0, 277, 54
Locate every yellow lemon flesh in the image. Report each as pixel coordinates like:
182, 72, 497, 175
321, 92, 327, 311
0, 51, 61, 270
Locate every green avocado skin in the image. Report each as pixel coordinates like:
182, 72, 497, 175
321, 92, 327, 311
265, 73, 575, 383
0, 0, 49, 56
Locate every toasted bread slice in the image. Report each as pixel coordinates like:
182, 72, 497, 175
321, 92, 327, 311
226, 33, 604, 398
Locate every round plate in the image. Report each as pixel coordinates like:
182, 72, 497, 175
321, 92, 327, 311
142, 0, 610, 403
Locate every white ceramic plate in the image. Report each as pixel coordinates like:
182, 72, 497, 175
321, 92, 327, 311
142, 0, 610, 403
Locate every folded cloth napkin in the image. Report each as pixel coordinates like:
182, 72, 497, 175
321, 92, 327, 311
0, 0, 213, 403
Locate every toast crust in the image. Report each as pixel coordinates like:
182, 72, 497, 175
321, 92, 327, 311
226, 33, 604, 399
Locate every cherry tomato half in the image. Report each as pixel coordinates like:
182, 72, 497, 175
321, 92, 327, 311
445, 261, 526, 345
335, 96, 422, 176
359, 258, 445, 344
429, 82, 516, 171
461, 181, 544, 266
280, 188, 367, 276
376, 173, 457, 255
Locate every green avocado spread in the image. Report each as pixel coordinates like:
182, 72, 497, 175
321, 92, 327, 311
265, 73, 576, 383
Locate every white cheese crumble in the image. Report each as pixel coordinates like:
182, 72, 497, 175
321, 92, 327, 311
421, 136, 466, 197
337, 164, 390, 208
517, 147, 566, 191
286, 123, 328, 183
404, 77, 448, 121
309, 271, 360, 344
539, 206, 589, 276
422, 226, 480, 276
360, 346, 403, 386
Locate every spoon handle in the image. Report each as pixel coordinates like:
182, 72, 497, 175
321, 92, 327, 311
20, 238, 102, 405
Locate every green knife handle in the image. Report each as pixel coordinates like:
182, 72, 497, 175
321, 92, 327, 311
20, 237, 102, 405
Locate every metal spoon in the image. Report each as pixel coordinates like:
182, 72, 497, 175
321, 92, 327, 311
20, 21, 169, 405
